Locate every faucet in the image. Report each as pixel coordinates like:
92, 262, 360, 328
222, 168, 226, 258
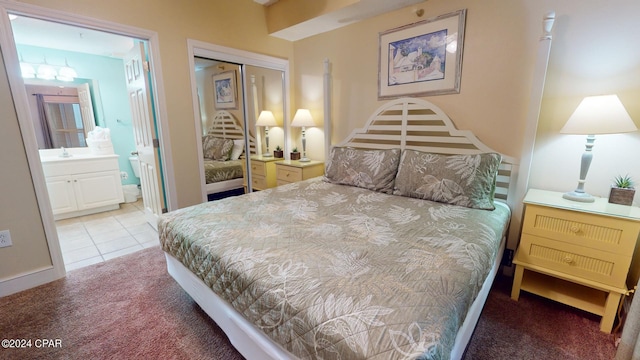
59, 147, 70, 158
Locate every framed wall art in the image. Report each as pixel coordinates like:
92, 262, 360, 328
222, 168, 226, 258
378, 9, 466, 99
212, 70, 238, 109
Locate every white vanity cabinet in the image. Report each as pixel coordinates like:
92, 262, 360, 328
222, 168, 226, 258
41, 154, 124, 220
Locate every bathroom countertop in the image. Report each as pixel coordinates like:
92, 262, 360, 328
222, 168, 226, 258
39, 148, 118, 162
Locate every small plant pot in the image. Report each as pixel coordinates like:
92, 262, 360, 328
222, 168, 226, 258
273, 150, 284, 158
609, 187, 635, 206
290, 152, 301, 160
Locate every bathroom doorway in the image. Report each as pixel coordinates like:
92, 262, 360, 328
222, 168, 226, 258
3, 10, 169, 271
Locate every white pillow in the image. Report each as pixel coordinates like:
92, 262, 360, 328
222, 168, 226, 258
230, 139, 245, 160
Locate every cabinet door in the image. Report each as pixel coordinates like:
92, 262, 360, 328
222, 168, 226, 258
73, 171, 124, 210
45, 175, 77, 215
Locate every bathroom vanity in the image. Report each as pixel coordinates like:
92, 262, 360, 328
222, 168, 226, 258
40, 148, 124, 220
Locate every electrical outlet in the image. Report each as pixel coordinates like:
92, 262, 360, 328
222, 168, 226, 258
120, 171, 128, 180
0, 229, 12, 248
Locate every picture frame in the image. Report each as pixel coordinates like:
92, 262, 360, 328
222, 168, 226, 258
378, 9, 466, 99
212, 70, 238, 109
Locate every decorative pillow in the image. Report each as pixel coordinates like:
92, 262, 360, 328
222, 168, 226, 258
229, 139, 245, 160
393, 149, 502, 210
324, 146, 401, 194
202, 135, 234, 161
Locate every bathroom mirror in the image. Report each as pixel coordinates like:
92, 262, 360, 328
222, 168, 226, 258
43, 101, 85, 148
24, 82, 97, 149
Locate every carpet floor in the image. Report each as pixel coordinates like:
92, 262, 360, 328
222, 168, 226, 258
0, 245, 617, 359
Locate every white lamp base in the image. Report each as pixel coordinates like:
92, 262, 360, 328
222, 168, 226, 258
262, 153, 273, 157
562, 191, 595, 203
299, 157, 310, 162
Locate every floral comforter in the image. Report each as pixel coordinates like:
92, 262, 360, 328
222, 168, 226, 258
159, 178, 510, 359
203, 159, 243, 184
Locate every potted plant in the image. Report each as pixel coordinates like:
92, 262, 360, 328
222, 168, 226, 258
609, 174, 635, 206
273, 145, 284, 158
290, 147, 300, 160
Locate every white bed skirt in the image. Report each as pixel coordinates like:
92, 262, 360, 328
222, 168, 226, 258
205, 178, 243, 195
164, 233, 506, 360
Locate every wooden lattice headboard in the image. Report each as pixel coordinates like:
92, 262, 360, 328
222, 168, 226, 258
207, 110, 257, 155
335, 97, 518, 204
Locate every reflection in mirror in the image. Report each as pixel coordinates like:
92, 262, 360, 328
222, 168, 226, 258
244, 65, 285, 159
44, 101, 86, 148
190, 44, 289, 202
25, 83, 97, 149
194, 57, 252, 200
193, 58, 287, 200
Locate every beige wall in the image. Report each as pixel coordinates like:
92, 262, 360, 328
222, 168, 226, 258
17, 0, 294, 209
0, 0, 293, 285
528, 0, 640, 204
292, 0, 539, 161
266, 0, 358, 33
0, 48, 52, 279
291, 0, 640, 202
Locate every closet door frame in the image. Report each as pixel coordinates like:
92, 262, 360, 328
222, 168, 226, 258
187, 39, 290, 202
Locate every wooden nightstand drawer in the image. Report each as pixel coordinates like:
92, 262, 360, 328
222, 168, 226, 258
244, 156, 279, 191
277, 166, 302, 182
522, 204, 639, 255
275, 160, 324, 186
518, 234, 631, 288
251, 175, 267, 189
250, 161, 266, 176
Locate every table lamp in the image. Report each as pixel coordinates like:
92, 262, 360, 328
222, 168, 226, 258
291, 109, 315, 162
256, 110, 277, 157
560, 94, 637, 202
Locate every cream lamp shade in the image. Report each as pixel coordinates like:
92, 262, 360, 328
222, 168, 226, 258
560, 95, 637, 135
256, 110, 278, 157
560, 94, 637, 202
256, 110, 277, 127
291, 109, 315, 128
291, 109, 315, 162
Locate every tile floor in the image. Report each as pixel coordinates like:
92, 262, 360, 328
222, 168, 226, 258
56, 199, 159, 271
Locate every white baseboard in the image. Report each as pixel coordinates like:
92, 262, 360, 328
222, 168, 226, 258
0, 265, 65, 297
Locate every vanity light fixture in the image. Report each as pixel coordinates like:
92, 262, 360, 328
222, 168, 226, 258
291, 109, 315, 162
37, 58, 57, 80
57, 59, 78, 82
560, 94, 637, 202
19, 55, 36, 79
256, 110, 278, 157
19, 56, 78, 81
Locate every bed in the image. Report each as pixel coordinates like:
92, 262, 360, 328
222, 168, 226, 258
202, 110, 257, 195
160, 97, 518, 359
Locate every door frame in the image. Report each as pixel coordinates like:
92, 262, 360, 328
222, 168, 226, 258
0, 1, 176, 292
187, 39, 290, 202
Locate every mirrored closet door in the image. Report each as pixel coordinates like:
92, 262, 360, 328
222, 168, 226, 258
189, 42, 289, 202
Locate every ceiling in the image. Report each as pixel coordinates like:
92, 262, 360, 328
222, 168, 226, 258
253, 0, 279, 5
9, 15, 134, 59
265, 0, 425, 41
8, 0, 425, 58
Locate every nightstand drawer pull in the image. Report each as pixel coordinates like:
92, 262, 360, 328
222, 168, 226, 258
570, 226, 580, 233
563, 256, 573, 264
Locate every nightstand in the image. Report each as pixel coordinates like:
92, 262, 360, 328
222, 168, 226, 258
242, 155, 281, 192
275, 160, 324, 186
511, 188, 640, 333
